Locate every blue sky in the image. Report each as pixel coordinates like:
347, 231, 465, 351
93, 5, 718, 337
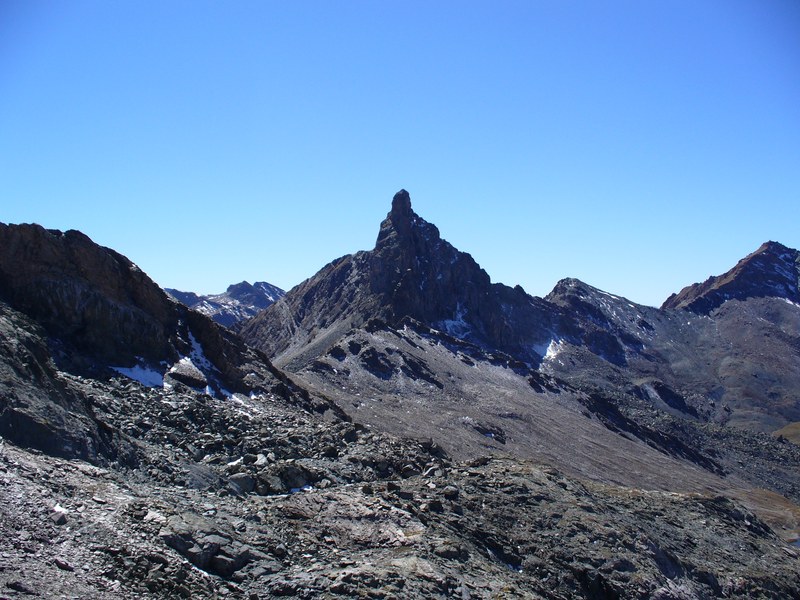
2, 1, 798, 307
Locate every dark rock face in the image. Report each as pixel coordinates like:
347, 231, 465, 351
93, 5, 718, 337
370, 191, 562, 356
166, 280, 284, 328
0, 223, 178, 366
545, 278, 646, 366
663, 241, 800, 313
0, 223, 294, 399
0, 300, 138, 465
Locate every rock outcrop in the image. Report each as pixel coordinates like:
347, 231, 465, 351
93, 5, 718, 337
0, 222, 343, 465
0, 223, 178, 367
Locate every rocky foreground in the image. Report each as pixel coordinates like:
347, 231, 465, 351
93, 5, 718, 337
1, 373, 799, 599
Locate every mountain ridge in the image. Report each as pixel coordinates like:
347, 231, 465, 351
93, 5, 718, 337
663, 240, 800, 313
240, 190, 566, 368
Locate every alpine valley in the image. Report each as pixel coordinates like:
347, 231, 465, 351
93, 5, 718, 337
1, 191, 799, 599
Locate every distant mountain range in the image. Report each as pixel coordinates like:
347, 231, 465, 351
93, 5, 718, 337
1, 194, 799, 598
166, 281, 284, 327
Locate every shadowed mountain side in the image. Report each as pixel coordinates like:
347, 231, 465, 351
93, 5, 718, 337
546, 279, 800, 433
0, 223, 178, 367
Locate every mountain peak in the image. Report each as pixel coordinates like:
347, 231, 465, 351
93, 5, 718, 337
377, 189, 418, 247
663, 240, 800, 313
391, 188, 412, 216
242, 190, 563, 366
226, 281, 255, 295
754, 240, 794, 259
166, 280, 285, 328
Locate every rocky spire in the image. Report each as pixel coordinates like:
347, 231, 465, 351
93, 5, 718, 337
376, 189, 415, 247
391, 189, 412, 218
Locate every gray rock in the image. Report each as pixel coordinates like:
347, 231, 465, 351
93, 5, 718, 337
229, 473, 255, 495
53, 558, 74, 571
165, 360, 207, 390
256, 473, 286, 495
442, 485, 459, 500
50, 511, 67, 526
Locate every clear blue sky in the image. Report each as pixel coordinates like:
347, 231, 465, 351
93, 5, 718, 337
2, 1, 798, 307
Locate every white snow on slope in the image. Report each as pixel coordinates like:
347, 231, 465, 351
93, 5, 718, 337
111, 363, 164, 387
188, 331, 213, 370
543, 339, 565, 362
439, 303, 472, 339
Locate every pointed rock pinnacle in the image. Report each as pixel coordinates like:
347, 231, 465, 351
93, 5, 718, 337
391, 189, 412, 218
376, 189, 414, 246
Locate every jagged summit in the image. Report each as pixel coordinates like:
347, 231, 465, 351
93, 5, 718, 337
548, 277, 602, 298
240, 190, 556, 366
376, 188, 439, 248
391, 188, 412, 215
663, 240, 800, 313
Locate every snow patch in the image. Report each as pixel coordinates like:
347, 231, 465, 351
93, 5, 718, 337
188, 332, 213, 371
174, 356, 198, 369
531, 342, 549, 357
597, 289, 622, 301
543, 339, 565, 362
439, 303, 472, 339
111, 361, 164, 388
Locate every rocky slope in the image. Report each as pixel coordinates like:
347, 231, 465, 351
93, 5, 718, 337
166, 281, 285, 328
4, 438, 800, 599
544, 278, 800, 433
